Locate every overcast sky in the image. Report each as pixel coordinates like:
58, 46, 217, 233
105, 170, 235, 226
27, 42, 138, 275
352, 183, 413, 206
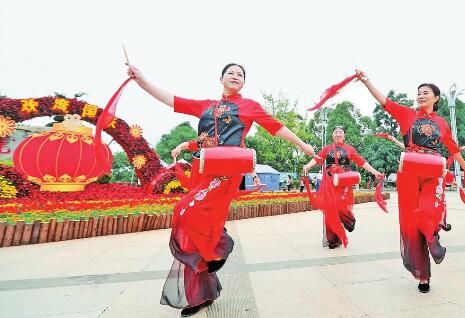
1, 0, 464, 151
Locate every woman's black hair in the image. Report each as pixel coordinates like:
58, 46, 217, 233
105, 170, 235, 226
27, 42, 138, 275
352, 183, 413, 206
418, 83, 441, 111
221, 63, 246, 80
333, 125, 345, 133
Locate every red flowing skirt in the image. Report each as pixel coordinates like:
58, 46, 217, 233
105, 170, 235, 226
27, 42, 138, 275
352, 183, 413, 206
161, 158, 242, 309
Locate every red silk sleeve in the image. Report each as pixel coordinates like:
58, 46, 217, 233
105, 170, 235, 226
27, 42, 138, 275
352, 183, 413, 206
174, 96, 213, 118
347, 145, 366, 167
383, 99, 416, 135
314, 145, 329, 165
252, 101, 284, 136
187, 140, 199, 152
438, 118, 460, 156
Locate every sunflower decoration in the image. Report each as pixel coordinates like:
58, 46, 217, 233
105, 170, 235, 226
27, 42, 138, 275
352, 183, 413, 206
130, 124, 143, 139
0, 115, 17, 138
132, 154, 147, 169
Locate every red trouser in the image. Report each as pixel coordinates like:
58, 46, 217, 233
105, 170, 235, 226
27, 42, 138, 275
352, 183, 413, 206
324, 185, 355, 245
397, 171, 446, 280
161, 158, 241, 309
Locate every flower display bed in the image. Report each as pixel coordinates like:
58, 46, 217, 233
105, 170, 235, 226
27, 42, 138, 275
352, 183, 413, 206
0, 185, 389, 248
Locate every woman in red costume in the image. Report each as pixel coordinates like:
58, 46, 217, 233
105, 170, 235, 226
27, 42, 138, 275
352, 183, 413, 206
303, 127, 383, 249
358, 69, 465, 293
128, 63, 314, 316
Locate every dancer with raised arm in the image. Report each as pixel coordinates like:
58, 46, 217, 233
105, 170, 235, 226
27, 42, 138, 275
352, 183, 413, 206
128, 63, 314, 316
358, 69, 465, 293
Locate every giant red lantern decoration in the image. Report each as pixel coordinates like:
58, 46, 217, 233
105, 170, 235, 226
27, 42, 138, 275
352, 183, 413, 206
13, 114, 112, 191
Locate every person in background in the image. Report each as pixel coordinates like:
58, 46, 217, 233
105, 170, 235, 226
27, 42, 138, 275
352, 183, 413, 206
315, 170, 323, 192
299, 176, 305, 192
286, 175, 292, 191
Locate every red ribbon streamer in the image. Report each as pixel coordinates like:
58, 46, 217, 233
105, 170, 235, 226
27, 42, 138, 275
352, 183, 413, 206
307, 74, 359, 111
447, 155, 454, 169
302, 170, 348, 247
375, 176, 388, 213
460, 174, 465, 204
95, 78, 133, 172
302, 175, 317, 207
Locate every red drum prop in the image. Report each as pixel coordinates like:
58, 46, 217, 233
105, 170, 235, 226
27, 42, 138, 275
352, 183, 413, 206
398, 152, 446, 178
332, 171, 361, 187
199, 147, 256, 177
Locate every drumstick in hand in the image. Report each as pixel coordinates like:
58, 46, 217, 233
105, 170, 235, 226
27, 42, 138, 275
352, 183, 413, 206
123, 44, 130, 66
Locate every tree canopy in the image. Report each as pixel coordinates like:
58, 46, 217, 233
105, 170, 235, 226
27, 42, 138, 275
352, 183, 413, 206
155, 122, 197, 164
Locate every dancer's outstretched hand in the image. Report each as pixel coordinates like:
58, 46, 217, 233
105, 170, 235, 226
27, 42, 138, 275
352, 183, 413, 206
374, 171, 384, 179
127, 65, 146, 86
355, 69, 369, 82
171, 146, 182, 160
303, 163, 312, 174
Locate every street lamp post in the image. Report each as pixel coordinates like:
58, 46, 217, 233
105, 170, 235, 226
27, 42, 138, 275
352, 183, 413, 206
442, 84, 465, 187
293, 148, 300, 176
321, 107, 329, 148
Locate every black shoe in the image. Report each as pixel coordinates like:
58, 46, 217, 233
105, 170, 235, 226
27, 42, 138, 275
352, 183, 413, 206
207, 259, 226, 273
442, 223, 452, 232
418, 280, 430, 293
328, 242, 340, 249
181, 300, 213, 317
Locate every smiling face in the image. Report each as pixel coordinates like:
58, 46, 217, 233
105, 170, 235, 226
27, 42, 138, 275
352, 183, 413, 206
221, 65, 245, 96
417, 85, 439, 112
332, 127, 345, 144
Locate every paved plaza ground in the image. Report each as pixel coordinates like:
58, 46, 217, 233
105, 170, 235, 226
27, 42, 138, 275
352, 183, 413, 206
1, 191, 465, 318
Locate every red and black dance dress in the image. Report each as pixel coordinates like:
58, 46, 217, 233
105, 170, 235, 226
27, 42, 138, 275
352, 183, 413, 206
383, 99, 459, 280
313, 143, 366, 247
161, 93, 283, 309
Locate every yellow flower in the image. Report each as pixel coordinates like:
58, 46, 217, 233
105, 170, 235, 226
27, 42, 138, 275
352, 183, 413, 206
0, 115, 17, 138
0, 175, 18, 199
129, 125, 143, 139
132, 155, 147, 169
163, 180, 187, 194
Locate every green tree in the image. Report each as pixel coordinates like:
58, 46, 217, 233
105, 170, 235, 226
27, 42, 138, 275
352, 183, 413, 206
155, 122, 197, 163
307, 101, 374, 173
373, 90, 414, 135
111, 151, 133, 182
326, 101, 364, 148
359, 135, 402, 180
245, 93, 318, 173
